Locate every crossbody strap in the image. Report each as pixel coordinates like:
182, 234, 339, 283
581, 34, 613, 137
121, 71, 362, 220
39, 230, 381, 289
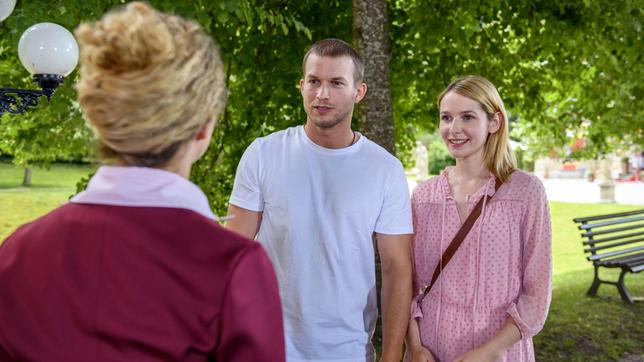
417, 177, 502, 304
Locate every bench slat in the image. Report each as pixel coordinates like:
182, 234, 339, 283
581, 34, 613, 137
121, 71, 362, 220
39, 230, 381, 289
626, 257, 644, 268
575, 210, 644, 302
583, 232, 644, 246
601, 252, 644, 267
585, 237, 644, 253
632, 264, 644, 273
581, 222, 644, 238
577, 215, 644, 230
588, 245, 644, 261
573, 209, 644, 223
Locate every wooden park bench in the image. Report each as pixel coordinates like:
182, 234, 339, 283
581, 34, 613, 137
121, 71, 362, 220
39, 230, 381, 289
573, 209, 644, 303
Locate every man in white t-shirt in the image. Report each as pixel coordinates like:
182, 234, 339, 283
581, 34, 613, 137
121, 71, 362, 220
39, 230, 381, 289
227, 39, 412, 362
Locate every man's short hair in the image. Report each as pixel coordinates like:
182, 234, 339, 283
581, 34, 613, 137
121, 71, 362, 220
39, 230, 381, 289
302, 38, 364, 85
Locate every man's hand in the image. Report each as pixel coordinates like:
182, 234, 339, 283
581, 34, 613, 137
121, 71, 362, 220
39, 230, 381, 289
409, 345, 436, 362
406, 318, 435, 362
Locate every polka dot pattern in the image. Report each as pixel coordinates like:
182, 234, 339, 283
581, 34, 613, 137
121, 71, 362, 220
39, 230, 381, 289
410, 169, 552, 362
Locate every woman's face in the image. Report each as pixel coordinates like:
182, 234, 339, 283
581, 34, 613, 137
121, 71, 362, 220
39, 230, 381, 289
438, 91, 498, 161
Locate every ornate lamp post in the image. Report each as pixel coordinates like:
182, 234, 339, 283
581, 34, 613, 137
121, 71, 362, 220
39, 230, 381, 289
0, 0, 79, 116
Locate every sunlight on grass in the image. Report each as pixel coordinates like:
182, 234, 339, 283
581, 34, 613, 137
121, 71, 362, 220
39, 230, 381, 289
536, 201, 644, 361
549, 201, 643, 277
0, 162, 94, 189
0, 162, 95, 240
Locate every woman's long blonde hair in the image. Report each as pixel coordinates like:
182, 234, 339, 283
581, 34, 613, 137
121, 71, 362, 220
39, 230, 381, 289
437, 75, 516, 182
75, 2, 227, 167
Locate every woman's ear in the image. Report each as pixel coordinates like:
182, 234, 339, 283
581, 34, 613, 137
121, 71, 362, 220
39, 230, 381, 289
196, 120, 215, 141
191, 120, 216, 163
488, 112, 502, 134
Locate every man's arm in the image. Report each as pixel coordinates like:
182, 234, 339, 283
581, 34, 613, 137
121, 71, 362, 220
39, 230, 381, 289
376, 232, 412, 362
226, 204, 262, 240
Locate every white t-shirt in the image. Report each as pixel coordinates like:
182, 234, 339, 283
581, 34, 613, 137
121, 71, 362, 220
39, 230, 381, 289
230, 125, 413, 362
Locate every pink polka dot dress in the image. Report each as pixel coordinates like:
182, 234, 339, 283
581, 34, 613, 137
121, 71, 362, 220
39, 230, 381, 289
410, 168, 552, 362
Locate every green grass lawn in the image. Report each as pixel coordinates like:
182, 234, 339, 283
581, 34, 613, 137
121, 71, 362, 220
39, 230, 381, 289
534, 202, 644, 361
0, 162, 642, 360
0, 162, 95, 240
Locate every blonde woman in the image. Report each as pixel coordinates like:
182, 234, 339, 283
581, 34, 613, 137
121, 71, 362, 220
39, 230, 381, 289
406, 76, 552, 362
0, 3, 284, 361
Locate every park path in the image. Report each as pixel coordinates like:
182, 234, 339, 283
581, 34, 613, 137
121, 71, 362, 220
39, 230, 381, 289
540, 178, 644, 205
408, 176, 644, 206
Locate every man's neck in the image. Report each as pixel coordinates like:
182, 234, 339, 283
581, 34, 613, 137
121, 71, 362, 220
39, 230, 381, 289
303, 121, 356, 149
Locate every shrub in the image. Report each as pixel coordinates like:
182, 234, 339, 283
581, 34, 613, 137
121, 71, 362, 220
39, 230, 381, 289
426, 134, 455, 175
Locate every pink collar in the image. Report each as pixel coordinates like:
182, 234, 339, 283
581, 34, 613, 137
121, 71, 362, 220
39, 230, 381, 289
439, 166, 498, 200
70, 166, 216, 220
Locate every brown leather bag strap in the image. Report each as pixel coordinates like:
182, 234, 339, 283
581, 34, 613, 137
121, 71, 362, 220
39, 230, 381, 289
418, 177, 502, 302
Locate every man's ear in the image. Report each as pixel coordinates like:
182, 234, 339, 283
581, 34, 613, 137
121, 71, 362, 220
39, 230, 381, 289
354, 82, 367, 103
488, 112, 502, 134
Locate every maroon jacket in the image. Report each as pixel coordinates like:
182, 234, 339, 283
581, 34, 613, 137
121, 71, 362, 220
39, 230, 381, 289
0, 203, 285, 361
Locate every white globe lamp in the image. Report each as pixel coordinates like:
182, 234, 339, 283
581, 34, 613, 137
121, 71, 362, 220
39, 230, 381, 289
0, 0, 16, 22
17, 22, 79, 99
1, 20, 80, 115
18, 22, 79, 76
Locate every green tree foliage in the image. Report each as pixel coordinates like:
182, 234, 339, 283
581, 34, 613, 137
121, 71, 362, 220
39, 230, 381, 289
1, 0, 352, 213
424, 134, 456, 175
1, 0, 641, 213
0, 1, 93, 165
389, 0, 642, 162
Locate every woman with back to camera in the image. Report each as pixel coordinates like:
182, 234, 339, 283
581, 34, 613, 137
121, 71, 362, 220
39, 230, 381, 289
406, 75, 552, 362
0, 2, 284, 361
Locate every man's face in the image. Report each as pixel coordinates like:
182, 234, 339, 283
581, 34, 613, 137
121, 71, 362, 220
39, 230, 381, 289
300, 54, 366, 129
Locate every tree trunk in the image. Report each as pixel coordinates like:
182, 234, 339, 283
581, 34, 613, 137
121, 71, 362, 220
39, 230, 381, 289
353, 0, 395, 155
22, 167, 31, 187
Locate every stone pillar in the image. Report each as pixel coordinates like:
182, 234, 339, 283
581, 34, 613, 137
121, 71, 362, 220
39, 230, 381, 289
586, 159, 598, 182
599, 157, 615, 203
414, 141, 428, 182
